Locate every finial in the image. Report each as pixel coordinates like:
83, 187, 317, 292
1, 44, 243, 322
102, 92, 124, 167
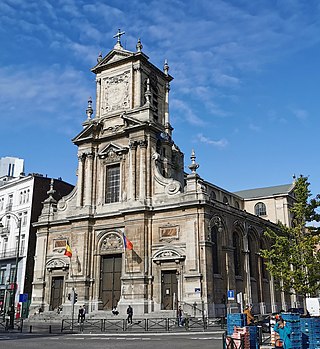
47, 179, 56, 198
97, 52, 102, 62
86, 97, 93, 119
163, 59, 169, 76
113, 28, 125, 49
144, 78, 151, 105
136, 38, 143, 52
188, 149, 199, 174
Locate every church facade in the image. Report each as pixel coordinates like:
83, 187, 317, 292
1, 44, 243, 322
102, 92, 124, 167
31, 34, 291, 317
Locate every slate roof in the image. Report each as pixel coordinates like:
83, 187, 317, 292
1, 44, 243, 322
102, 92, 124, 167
234, 183, 294, 199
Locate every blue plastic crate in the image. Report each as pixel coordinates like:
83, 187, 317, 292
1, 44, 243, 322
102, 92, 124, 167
227, 313, 246, 320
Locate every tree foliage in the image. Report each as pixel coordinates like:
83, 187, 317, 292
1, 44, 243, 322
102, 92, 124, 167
260, 175, 320, 297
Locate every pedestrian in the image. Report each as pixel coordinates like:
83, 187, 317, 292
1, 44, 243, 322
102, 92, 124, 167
112, 306, 119, 315
78, 306, 85, 323
274, 316, 292, 349
178, 306, 183, 326
127, 305, 133, 324
243, 304, 254, 325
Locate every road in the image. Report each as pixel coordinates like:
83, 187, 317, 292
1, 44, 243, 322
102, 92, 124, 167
0, 331, 225, 349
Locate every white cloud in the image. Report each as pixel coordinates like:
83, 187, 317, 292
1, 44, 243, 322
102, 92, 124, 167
0, 64, 91, 129
171, 99, 206, 126
291, 108, 308, 121
249, 123, 261, 132
196, 133, 228, 148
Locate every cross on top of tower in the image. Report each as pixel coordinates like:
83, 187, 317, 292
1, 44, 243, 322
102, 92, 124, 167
113, 29, 125, 48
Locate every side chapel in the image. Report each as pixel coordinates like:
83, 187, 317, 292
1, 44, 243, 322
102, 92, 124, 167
31, 32, 289, 317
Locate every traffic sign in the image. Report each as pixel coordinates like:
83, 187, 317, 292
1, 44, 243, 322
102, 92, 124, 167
227, 289, 235, 300
19, 293, 28, 303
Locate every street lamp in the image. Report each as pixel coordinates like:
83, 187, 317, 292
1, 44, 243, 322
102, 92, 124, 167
0, 212, 22, 329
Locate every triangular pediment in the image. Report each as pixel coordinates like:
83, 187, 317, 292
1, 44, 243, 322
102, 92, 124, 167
72, 122, 102, 144
121, 113, 144, 127
98, 142, 127, 158
72, 124, 95, 143
91, 48, 134, 73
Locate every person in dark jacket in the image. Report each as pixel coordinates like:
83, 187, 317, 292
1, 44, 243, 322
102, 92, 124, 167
127, 305, 133, 324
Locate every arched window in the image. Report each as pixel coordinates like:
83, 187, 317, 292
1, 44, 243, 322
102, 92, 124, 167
233, 232, 242, 276
210, 191, 216, 200
211, 226, 220, 274
234, 201, 240, 209
223, 196, 229, 205
255, 202, 266, 216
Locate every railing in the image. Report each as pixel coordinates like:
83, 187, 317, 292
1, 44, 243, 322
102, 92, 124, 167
222, 333, 245, 349
180, 301, 205, 317
0, 318, 23, 332
0, 316, 226, 334
60, 316, 226, 334
0, 247, 25, 260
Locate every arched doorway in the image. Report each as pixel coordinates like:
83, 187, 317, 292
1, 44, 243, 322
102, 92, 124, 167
100, 254, 122, 310
98, 231, 125, 310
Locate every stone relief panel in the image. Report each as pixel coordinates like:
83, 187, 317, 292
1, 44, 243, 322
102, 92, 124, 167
100, 232, 124, 254
159, 225, 179, 241
102, 71, 130, 113
53, 238, 67, 253
46, 258, 69, 271
152, 248, 185, 264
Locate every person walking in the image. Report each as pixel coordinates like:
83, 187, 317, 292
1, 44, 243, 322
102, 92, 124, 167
274, 316, 292, 349
78, 306, 85, 323
178, 306, 183, 326
112, 306, 119, 315
243, 304, 254, 325
127, 305, 133, 324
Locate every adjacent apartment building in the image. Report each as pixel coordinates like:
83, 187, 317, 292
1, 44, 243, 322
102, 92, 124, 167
0, 159, 73, 317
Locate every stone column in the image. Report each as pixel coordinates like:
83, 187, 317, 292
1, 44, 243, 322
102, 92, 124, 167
164, 82, 172, 136
243, 229, 252, 305
96, 77, 101, 118
85, 153, 94, 206
257, 255, 266, 314
269, 274, 277, 313
128, 141, 137, 200
76, 154, 85, 207
139, 140, 147, 200
133, 64, 141, 107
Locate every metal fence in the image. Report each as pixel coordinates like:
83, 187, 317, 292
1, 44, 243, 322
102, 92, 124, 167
0, 318, 23, 332
0, 316, 226, 334
60, 316, 226, 333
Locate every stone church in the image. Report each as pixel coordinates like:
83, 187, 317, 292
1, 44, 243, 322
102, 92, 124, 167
31, 32, 290, 317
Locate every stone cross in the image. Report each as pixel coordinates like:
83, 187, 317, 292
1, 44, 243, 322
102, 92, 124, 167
113, 29, 125, 45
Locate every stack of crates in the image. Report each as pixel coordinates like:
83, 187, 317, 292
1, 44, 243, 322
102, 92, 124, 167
232, 326, 250, 349
301, 317, 320, 349
248, 325, 259, 349
281, 313, 301, 349
227, 313, 247, 335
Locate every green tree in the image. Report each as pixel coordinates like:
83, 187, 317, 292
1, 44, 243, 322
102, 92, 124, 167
261, 175, 320, 303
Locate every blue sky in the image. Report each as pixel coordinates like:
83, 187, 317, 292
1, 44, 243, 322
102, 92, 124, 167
1, 0, 320, 197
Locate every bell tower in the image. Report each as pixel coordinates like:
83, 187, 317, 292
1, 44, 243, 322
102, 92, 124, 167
73, 30, 184, 210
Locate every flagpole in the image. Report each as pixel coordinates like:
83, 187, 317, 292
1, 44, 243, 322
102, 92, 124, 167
66, 242, 75, 332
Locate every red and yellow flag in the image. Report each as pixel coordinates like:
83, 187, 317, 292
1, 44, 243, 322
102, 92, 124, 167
64, 241, 72, 258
